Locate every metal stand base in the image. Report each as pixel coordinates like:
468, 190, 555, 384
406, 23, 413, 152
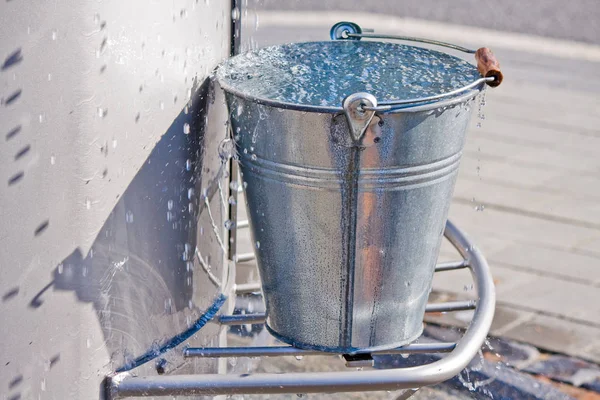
105, 220, 495, 399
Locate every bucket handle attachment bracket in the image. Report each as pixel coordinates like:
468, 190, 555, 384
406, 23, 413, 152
343, 92, 378, 144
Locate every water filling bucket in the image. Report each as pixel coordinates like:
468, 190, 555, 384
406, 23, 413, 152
217, 22, 502, 353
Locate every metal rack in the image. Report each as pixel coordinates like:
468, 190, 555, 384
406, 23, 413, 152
105, 219, 495, 399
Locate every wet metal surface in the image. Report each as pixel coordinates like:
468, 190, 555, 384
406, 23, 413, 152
219, 40, 480, 351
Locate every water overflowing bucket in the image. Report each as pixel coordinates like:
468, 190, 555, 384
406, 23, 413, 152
217, 22, 502, 353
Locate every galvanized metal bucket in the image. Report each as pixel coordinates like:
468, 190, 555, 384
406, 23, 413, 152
217, 24, 501, 353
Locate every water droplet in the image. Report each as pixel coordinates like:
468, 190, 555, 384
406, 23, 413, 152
228, 195, 236, 205
231, 7, 240, 20
126, 210, 134, 223
255, 241, 260, 249
112, 138, 117, 148
167, 211, 173, 221
51, 30, 57, 40
57, 263, 63, 274
224, 220, 235, 230
85, 198, 91, 210
86, 337, 91, 348
97, 107, 107, 118
229, 181, 239, 191
186, 159, 192, 171
251, 154, 257, 161
183, 123, 190, 134
188, 188, 194, 200
41, 379, 46, 391
167, 200, 174, 210
50, 155, 56, 165
218, 138, 234, 162
159, 101, 164, 110
295, 355, 303, 361
47, 73, 52, 81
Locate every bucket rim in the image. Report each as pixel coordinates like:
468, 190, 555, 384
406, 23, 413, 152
216, 40, 486, 114
218, 78, 482, 114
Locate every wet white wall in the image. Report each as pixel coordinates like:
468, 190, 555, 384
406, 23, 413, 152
0, 1, 232, 398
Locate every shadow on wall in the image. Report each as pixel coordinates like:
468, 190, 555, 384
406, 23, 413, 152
25, 76, 223, 373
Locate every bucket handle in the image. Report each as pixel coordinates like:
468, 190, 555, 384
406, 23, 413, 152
330, 21, 503, 88
330, 22, 502, 113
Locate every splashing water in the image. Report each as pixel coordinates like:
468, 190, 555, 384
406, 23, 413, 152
477, 89, 487, 125
217, 41, 481, 108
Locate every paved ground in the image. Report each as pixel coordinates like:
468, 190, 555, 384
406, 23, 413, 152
231, 7, 600, 398
253, 0, 600, 45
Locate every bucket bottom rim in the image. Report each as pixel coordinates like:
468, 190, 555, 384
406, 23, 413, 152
265, 323, 424, 355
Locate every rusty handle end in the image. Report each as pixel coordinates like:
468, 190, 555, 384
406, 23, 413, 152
475, 48, 503, 87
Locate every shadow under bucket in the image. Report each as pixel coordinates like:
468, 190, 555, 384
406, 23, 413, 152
217, 39, 488, 353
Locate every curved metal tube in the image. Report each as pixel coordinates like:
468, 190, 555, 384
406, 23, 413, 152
216, 299, 476, 326
365, 77, 493, 112
183, 342, 456, 358
106, 220, 496, 398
